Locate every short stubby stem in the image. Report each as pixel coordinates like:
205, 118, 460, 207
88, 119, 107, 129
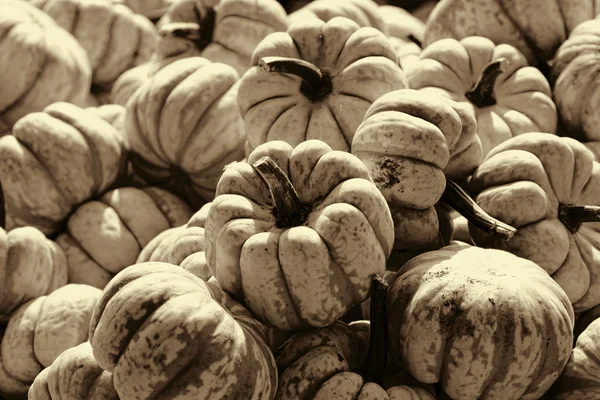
559, 204, 600, 233
465, 58, 508, 108
158, 7, 216, 51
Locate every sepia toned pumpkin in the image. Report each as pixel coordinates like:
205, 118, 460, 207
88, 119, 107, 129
287, 0, 387, 33
113, 0, 174, 20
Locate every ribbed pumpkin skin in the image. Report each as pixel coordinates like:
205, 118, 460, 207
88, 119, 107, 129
29, 342, 118, 400
287, 0, 387, 33
387, 243, 575, 400
89, 262, 278, 400
0, 102, 127, 235
0, 227, 67, 323
114, 0, 173, 18
468, 133, 600, 312
0, 0, 92, 129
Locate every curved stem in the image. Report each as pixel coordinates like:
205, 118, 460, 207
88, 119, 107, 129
252, 156, 312, 228
441, 180, 517, 241
465, 58, 508, 108
559, 204, 600, 233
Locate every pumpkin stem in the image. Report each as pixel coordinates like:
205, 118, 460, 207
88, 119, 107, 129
465, 58, 508, 108
252, 156, 312, 228
158, 7, 216, 51
358, 274, 389, 385
559, 204, 600, 233
259, 57, 333, 102
441, 180, 517, 241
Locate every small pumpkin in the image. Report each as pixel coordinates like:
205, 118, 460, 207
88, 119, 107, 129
407, 36, 557, 156
287, 0, 387, 33
0, 102, 127, 235
0, 0, 92, 129
237, 16, 408, 153
468, 133, 600, 312
29, 341, 118, 400
387, 242, 575, 400
0, 284, 102, 398
0, 226, 67, 323
89, 261, 278, 399
56, 186, 192, 289
205, 139, 394, 331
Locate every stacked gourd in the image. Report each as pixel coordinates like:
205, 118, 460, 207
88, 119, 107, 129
1, 0, 600, 399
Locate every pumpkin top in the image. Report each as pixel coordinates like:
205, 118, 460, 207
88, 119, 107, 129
288, 0, 387, 33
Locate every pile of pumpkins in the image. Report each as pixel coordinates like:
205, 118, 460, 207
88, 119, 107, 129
1, 0, 600, 398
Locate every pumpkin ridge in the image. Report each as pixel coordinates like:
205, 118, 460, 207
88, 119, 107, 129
188, 143, 244, 181
67, 0, 83, 45
128, 94, 170, 168
93, 10, 126, 87
327, 103, 351, 150
95, 195, 144, 250
63, 224, 107, 273
262, 102, 304, 146
334, 91, 371, 105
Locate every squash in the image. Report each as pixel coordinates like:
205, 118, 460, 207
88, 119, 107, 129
380, 4, 425, 47
0, 226, 67, 323
89, 261, 278, 399
156, 0, 288, 76
29, 341, 118, 400
205, 139, 394, 331
0, 284, 102, 398
423, 0, 599, 67
387, 242, 575, 400
407, 36, 557, 157
113, 0, 174, 20
574, 303, 600, 342
0, 102, 127, 235
287, 0, 387, 33
468, 133, 600, 313
86, 104, 127, 140
124, 56, 246, 209
585, 142, 600, 161
0, 0, 92, 129
238, 16, 408, 154
56, 186, 192, 289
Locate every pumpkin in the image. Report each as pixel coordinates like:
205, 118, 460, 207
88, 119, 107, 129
585, 142, 600, 161
423, 0, 599, 67
29, 341, 118, 400
287, 0, 387, 33
0, 102, 127, 235
89, 261, 278, 399
237, 16, 408, 154
0, 0, 92, 129
156, 0, 288, 76
0, 284, 102, 398
0, 226, 68, 323
468, 133, 600, 312
379, 4, 425, 47
574, 303, 600, 342
110, 62, 153, 106
205, 139, 394, 330
407, 36, 557, 156
113, 0, 174, 20
387, 242, 575, 400
55, 186, 192, 289
87, 104, 127, 139
124, 56, 246, 208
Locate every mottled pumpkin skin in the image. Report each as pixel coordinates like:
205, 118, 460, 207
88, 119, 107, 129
0, 102, 127, 235
29, 341, 118, 400
0, 284, 101, 397
238, 16, 408, 153
288, 0, 387, 33
205, 140, 394, 331
125, 57, 246, 208
408, 36, 557, 156
468, 133, 600, 312
424, 0, 600, 66
89, 262, 278, 400
387, 243, 575, 400
0, 0, 92, 129
56, 186, 192, 289
0, 227, 67, 323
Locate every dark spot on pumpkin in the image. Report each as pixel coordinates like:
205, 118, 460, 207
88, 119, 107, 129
337, 352, 345, 363
488, 298, 495, 306
373, 159, 401, 189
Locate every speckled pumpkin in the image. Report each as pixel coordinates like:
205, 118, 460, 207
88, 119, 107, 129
0, 0, 92, 129
124, 56, 246, 208
89, 262, 278, 400
205, 139, 394, 331
468, 133, 600, 312
0, 226, 67, 323
287, 0, 387, 33
237, 16, 408, 154
0, 284, 101, 398
55, 186, 192, 289
387, 243, 575, 400
0, 102, 127, 235
29, 341, 118, 400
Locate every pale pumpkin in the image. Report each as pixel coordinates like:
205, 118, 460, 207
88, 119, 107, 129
205, 139, 394, 331
407, 36, 557, 156
124, 56, 246, 208
585, 142, 600, 161
0, 284, 101, 398
110, 62, 154, 106
287, 0, 387, 33
379, 4, 425, 47
29, 341, 118, 400
387, 242, 575, 400
0, 0, 92, 129
574, 303, 600, 342
56, 186, 192, 289
113, 0, 174, 20
0, 226, 67, 323
89, 262, 278, 399
87, 104, 127, 140
468, 133, 600, 312
237, 16, 408, 154
0, 102, 127, 235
